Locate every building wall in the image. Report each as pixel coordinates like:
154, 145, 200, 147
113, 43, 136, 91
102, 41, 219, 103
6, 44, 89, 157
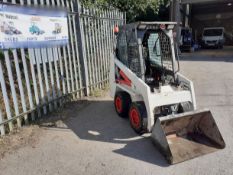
190, 3, 233, 45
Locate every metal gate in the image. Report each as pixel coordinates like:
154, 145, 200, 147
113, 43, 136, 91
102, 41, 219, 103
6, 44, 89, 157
0, 0, 125, 135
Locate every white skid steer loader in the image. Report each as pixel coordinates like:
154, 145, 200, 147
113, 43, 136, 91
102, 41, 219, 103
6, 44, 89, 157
110, 22, 225, 164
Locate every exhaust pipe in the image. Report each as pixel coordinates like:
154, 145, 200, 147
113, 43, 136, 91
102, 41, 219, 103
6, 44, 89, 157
151, 109, 225, 164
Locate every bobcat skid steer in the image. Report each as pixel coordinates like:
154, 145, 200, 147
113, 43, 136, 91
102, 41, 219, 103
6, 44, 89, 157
110, 22, 225, 164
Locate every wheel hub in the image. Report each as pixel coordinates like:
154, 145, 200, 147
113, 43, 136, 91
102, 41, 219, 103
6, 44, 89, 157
115, 97, 122, 113
130, 108, 140, 129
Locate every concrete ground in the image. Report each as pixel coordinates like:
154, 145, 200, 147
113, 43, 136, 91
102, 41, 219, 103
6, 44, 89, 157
1, 47, 233, 175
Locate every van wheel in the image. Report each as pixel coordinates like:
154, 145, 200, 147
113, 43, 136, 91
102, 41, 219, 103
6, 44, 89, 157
114, 92, 131, 118
129, 102, 147, 134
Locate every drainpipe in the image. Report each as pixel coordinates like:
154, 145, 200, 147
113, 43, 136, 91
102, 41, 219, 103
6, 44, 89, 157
185, 4, 190, 28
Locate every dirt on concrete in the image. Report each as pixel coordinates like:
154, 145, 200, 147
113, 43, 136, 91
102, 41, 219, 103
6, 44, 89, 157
0, 48, 233, 175
0, 91, 107, 161
0, 126, 41, 160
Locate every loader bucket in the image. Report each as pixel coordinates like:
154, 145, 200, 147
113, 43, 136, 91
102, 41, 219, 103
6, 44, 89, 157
151, 109, 225, 164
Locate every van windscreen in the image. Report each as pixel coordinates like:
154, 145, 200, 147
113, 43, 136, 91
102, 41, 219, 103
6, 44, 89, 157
203, 29, 223, 36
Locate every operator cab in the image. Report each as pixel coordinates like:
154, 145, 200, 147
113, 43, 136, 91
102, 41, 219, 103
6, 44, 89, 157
115, 22, 178, 91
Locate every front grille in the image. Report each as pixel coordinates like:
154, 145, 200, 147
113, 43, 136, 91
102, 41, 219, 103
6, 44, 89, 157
128, 41, 141, 77
117, 29, 141, 78
158, 31, 173, 71
207, 40, 217, 44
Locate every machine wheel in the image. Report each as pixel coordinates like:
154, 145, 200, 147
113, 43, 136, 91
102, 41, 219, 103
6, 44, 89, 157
114, 92, 131, 118
178, 102, 193, 113
129, 102, 147, 134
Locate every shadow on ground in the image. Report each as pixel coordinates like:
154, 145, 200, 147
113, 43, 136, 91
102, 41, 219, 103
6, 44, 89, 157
40, 99, 169, 167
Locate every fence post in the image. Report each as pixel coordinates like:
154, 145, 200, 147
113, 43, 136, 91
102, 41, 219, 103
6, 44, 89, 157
0, 60, 13, 131
0, 109, 5, 135
73, 0, 90, 96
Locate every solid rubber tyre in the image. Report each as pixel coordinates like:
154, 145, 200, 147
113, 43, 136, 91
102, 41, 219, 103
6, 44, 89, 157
114, 92, 131, 118
129, 102, 147, 134
178, 102, 193, 113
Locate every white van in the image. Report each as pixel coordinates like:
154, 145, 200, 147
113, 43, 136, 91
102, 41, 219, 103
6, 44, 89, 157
202, 27, 225, 48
